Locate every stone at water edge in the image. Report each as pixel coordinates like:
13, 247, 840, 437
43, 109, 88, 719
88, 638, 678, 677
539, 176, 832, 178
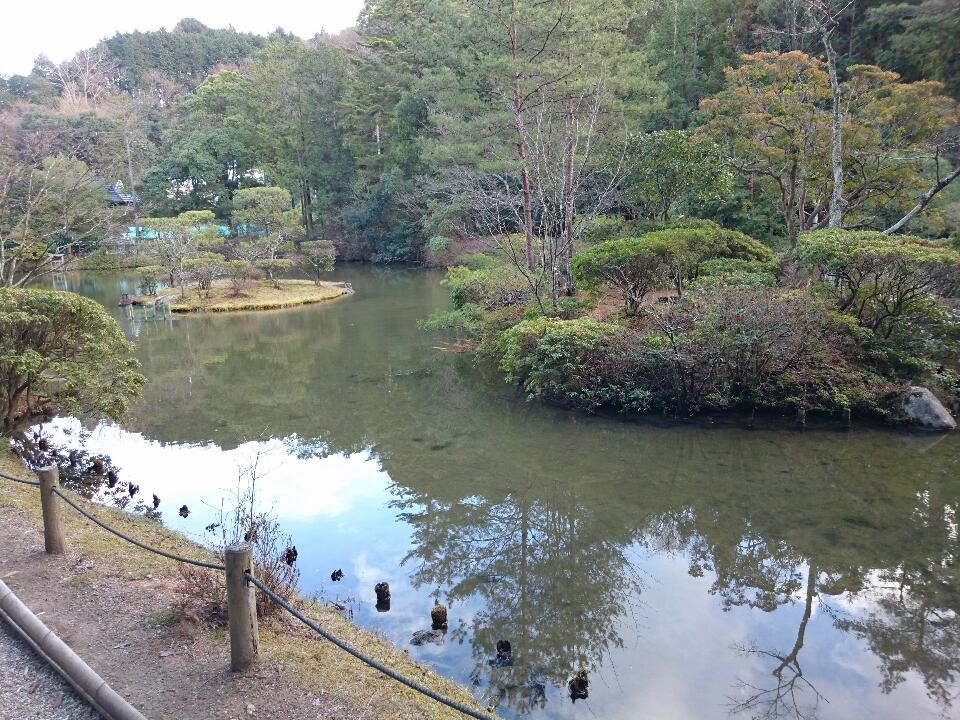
902, 386, 956, 430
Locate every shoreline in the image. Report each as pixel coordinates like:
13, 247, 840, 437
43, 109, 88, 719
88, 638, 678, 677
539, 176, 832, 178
134, 279, 353, 313
0, 446, 488, 720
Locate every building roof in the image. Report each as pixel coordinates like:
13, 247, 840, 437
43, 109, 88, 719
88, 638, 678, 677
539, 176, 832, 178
94, 178, 139, 205
104, 182, 139, 205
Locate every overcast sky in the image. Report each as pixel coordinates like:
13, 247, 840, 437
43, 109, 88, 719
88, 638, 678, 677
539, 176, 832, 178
0, 0, 366, 76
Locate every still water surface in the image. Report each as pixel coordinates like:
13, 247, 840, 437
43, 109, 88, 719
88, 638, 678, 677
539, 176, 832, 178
43, 268, 959, 719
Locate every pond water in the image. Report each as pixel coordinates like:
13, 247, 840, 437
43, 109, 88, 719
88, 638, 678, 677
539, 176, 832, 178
37, 268, 960, 719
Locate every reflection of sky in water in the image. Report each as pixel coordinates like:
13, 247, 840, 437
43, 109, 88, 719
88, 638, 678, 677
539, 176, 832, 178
37, 418, 950, 720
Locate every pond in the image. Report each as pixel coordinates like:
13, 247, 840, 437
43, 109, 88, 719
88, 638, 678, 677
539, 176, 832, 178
36, 267, 960, 719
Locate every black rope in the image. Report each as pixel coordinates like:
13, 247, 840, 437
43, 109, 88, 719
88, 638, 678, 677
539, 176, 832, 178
52, 487, 225, 571
0, 470, 40, 486
246, 573, 496, 720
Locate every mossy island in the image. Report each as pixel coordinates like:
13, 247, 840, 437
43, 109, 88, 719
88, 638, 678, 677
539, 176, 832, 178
133, 278, 353, 313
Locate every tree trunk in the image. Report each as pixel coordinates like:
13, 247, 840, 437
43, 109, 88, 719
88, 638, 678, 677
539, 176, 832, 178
124, 132, 140, 254
561, 98, 576, 296
884, 164, 960, 234
824, 29, 844, 228
510, 16, 536, 271
302, 181, 315, 240
780, 173, 800, 249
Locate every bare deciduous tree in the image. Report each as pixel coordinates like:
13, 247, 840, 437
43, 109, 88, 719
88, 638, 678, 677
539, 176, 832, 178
35, 44, 119, 115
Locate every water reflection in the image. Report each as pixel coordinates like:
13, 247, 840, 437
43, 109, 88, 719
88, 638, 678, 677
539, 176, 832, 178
33, 268, 960, 720
392, 485, 645, 713
387, 426, 959, 717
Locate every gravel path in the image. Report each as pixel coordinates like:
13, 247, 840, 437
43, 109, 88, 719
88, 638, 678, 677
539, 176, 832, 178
0, 620, 100, 720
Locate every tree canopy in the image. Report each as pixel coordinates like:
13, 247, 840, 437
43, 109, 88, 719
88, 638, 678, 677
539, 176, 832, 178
0, 288, 146, 430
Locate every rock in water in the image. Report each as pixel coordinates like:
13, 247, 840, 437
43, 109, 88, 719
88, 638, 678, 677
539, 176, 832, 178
410, 629, 445, 646
902, 386, 956, 430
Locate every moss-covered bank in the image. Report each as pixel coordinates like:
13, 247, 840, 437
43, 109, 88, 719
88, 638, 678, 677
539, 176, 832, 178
137, 278, 352, 313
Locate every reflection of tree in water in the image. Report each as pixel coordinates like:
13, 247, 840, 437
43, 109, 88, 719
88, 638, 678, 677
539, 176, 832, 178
652, 475, 959, 720
831, 486, 959, 710
388, 458, 960, 719
647, 509, 827, 718
392, 485, 644, 715
730, 568, 827, 720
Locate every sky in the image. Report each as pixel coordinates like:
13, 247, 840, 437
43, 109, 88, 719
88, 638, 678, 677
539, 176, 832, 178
0, 0, 366, 76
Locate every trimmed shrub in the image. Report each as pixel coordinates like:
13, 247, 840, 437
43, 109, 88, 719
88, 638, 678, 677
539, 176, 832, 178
496, 317, 652, 413
444, 262, 531, 310
796, 229, 960, 338
573, 224, 773, 311
571, 238, 665, 314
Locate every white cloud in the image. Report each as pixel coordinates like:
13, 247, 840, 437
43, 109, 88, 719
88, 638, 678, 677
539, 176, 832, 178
45, 419, 388, 525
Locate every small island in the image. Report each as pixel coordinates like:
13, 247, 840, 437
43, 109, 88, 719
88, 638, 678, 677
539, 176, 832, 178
134, 278, 353, 313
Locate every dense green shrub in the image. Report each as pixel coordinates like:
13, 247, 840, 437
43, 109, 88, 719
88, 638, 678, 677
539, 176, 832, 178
295, 241, 337, 284
135, 265, 165, 295
451, 253, 501, 271
572, 224, 773, 311
75, 251, 159, 271
0, 288, 146, 430
578, 215, 724, 246
796, 229, 960, 339
184, 256, 227, 296
496, 317, 652, 412
255, 258, 294, 288
691, 257, 778, 290
428, 235, 454, 256
490, 288, 890, 418
632, 288, 874, 414
444, 262, 531, 310
571, 238, 665, 314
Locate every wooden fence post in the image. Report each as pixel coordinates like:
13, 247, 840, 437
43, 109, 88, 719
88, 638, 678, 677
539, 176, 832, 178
225, 543, 259, 671
38, 466, 65, 555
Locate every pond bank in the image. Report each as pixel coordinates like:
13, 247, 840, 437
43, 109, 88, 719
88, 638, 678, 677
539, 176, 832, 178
135, 279, 353, 313
0, 448, 487, 720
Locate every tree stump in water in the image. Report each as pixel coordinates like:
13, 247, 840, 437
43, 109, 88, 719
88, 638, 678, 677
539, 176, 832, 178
492, 639, 513, 667
431, 603, 448, 630
568, 668, 589, 701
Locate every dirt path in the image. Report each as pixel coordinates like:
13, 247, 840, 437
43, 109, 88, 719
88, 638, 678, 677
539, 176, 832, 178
0, 620, 99, 720
0, 506, 338, 720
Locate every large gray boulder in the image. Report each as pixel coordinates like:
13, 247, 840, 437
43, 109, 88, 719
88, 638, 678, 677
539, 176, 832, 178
901, 386, 956, 430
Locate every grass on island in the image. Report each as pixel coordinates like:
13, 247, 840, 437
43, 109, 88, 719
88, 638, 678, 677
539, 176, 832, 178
0, 447, 487, 719
137, 279, 350, 313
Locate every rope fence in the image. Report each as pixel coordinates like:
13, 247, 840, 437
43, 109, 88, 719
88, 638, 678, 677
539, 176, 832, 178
51, 487, 226, 571
0, 470, 40, 486
1, 467, 495, 720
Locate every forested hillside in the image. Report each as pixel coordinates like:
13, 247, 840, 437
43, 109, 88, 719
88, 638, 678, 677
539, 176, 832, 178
2, 1, 957, 263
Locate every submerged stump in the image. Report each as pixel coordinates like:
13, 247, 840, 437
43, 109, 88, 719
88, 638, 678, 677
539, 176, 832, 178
568, 668, 589, 702
430, 602, 448, 630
